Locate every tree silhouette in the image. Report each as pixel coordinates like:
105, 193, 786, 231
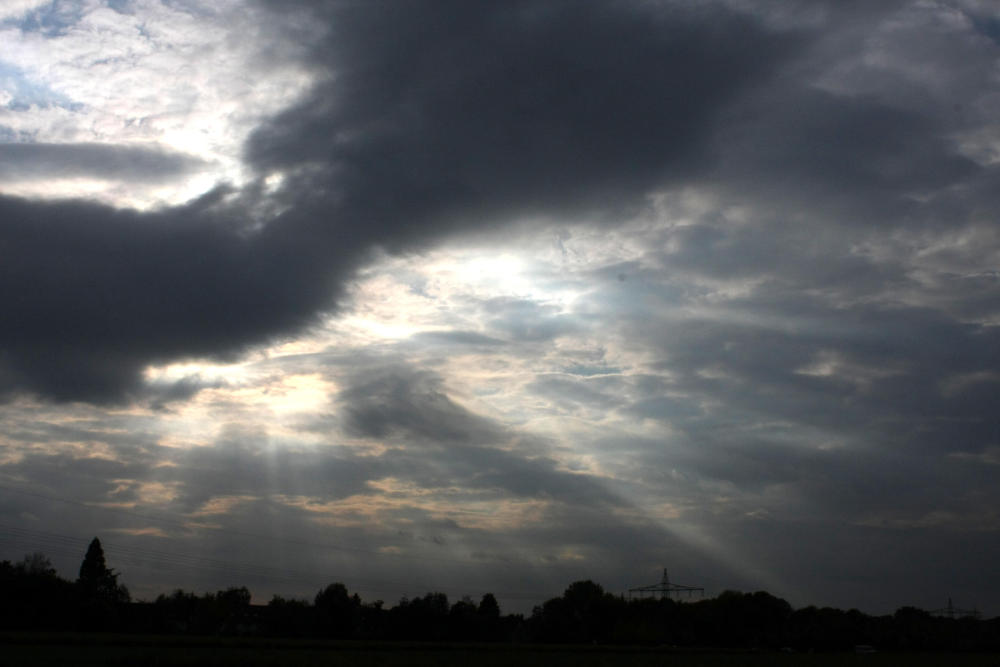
77, 537, 129, 603
214, 586, 253, 634
79, 538, 105, 579
448, 595, 479, 640
3, 542, 999, 649
390, 592, 450, 640
76, 537, 130, 630
266, 595, 312, 637
478, 592, 500, 620
529, 580, 624, 643
0, 552, 76, 631
314, 582, 361, 638
20, 551, 56, 576
478, 592, 502, 640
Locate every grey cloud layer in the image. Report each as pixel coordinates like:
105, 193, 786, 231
2, 0, 1000, 615
0, 191, 359, 401
0, 143, 208, 182
0, 355, 665, 606
248, 0, 798, 236
0, 0, 806, 402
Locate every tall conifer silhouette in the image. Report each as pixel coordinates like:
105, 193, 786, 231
77, 537, 129, 603
78, 538, 108, 583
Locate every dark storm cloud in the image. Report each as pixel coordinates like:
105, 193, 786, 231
712, 87, 982, 226
247, 0, 803, 240
144, 375, 226, 410
0, 0, 805, 403
0, 142, 208, 182
0, 190, 363, 402
4, 0, 1000, 614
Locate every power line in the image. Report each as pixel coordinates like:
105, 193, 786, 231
628, 568, 704, 601
0, 482, 568, 571
0, 475, 579, 602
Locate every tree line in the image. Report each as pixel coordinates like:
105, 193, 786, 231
3, 539, 999, 651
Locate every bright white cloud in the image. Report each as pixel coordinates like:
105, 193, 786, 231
0, 0, 317, 207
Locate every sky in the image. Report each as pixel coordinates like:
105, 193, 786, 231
1, 0, 999, 616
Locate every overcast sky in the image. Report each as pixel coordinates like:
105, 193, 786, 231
2, 0, 999, 616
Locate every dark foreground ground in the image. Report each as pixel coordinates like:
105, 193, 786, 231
2, 635, 999, 667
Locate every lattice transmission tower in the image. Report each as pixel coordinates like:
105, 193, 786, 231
931, 598, 981, 620
628, 568, 704, 601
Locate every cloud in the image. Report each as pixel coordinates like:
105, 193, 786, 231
0, 142, 208, 181
3, 0, 1000, 616
247, 0, 803, 238
0, 0, 806, 403
0, 0, 51, 23
711, 86, 981, 227
0, 190, 360, 402
410, 330, 505, 348
339, 364, 506, 447
0, 0, 317, 206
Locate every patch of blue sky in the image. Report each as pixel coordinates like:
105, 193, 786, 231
7, 0, 85, 38
0, 125, 38, 142
106, 0, 134, 14
161, 0, 216, 19
0, 126, 20, 142
0, 61, 81, 113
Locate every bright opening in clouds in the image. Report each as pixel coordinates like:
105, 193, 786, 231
2, 0, 1000, 616
0, 0, 316, 207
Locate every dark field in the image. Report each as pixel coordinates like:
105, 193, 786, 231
2, 635, 998, 667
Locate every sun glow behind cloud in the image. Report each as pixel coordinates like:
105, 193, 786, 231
439, 253, 531, 297
4, 0, 1000, 618
342, 244, 583, 345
